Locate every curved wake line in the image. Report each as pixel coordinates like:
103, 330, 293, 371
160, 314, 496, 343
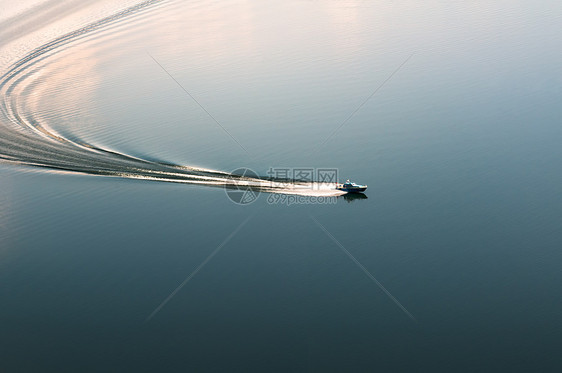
0, 0, 345, 197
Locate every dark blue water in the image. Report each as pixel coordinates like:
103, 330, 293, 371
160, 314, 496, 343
1, 0, 561, 371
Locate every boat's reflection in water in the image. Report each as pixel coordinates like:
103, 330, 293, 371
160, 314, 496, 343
340, 192, 368, 203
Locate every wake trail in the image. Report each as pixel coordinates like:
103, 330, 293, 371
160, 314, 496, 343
0, 0, 345, 197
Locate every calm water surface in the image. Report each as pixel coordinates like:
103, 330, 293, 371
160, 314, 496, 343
1, 0, 561, 371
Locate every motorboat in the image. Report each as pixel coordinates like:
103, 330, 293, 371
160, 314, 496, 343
336, 180, 367, 193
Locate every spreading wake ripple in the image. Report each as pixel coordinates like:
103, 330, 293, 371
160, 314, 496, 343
0, 0, 344, 197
